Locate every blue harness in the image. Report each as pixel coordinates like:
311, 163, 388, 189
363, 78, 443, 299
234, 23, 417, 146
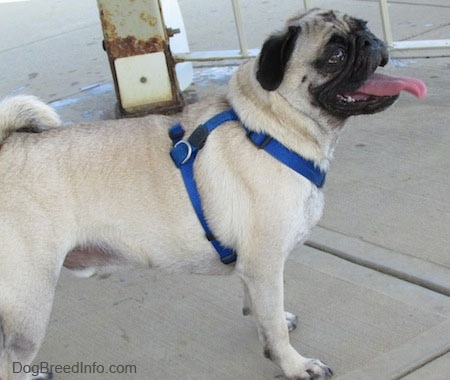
169, 109, 326, 265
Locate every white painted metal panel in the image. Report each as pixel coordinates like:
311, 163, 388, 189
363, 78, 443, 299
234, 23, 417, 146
115, 52, 172, 109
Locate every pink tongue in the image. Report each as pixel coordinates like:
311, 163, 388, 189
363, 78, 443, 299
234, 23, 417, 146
354, 73, 427, 98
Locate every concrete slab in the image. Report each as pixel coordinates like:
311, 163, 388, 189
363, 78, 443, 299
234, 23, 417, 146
308, 227, 450, 297
400, 353, 450, 380
34, 245, 450, 379
0, 0, 111, 102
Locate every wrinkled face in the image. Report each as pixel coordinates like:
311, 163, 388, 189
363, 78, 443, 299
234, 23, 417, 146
256, 8, 398, 120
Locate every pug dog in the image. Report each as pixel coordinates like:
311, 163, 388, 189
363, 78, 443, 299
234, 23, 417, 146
0, 8, 425, 380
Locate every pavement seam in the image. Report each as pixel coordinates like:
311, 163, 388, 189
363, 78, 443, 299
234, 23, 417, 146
396, 349, 450, 379
334, 319, 450, 380
306, 227, 450, 297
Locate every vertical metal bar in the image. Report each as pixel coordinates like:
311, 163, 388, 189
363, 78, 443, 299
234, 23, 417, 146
303, 0, 313, 9
230, 0, 249, 57
379, 0, 393, 46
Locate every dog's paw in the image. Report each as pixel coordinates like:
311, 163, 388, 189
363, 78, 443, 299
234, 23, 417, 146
285, 311, 298, 332
290, 359, 333, 380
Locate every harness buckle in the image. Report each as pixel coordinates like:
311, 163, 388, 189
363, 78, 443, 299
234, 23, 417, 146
188, 124, 209, 150
171, 140, 193, 166
246, 130, 272, 149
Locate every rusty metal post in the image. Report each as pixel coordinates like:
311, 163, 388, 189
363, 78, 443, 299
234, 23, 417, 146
97, 0, 183, 116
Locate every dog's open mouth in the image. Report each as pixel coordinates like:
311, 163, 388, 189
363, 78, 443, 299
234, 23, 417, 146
316, 71, 427, 118
338, 73, 427, 106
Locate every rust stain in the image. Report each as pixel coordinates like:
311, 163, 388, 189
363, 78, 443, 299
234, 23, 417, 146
140, 11, 158, 27
105, 35, 164, 59
99, 4, 118, 41
99, 3, 163, 59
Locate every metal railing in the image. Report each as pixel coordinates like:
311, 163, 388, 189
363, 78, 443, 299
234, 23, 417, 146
174, 0, 450, 63
174, 0, 259, 61
377, 0, 450, 52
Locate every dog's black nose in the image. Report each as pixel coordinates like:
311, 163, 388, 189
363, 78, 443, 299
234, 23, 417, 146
359, 33, 389, 67
358, 34, 385, 51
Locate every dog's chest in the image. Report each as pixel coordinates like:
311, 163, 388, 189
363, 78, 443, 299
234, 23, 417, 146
305, 186, 325, 227
286, 186, 325, 251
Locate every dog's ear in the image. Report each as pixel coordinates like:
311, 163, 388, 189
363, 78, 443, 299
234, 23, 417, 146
256, 26, 301, 91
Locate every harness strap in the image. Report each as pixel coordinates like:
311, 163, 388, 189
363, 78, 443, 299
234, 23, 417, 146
245, 130, 326, 188
169, 109, 326, 265
170, 110, 239, 265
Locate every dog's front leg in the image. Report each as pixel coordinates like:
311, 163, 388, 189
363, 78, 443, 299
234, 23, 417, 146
241, 279, 298, 332
238, 263, 332, 380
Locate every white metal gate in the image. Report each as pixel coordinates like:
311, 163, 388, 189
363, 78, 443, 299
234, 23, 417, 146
173, 0, 450, 63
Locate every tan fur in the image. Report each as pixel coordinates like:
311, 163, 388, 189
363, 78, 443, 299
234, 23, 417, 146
0, 95, 61, 141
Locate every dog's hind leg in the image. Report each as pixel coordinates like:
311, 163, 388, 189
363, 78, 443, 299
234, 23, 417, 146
237, 260, 332, 380
0, 274, 57, 380
0, 236, 62, 380
0, 273, 56, 380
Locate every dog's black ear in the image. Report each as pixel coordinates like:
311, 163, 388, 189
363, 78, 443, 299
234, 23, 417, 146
256, 26, 301, 91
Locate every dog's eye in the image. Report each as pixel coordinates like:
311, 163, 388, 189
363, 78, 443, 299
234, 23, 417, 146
328, 48, 346, 64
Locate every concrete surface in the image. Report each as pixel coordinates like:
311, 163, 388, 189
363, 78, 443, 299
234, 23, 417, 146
1, 0, 449, 379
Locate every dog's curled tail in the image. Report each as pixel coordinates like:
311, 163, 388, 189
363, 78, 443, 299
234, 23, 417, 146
0, 95, 62, 143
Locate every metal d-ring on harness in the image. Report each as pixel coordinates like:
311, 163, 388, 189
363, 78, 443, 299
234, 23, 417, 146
169, 109, 326, 265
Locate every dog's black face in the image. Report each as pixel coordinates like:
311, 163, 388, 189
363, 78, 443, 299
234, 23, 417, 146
255, 9, 399, 121
310, 18, 398, 119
